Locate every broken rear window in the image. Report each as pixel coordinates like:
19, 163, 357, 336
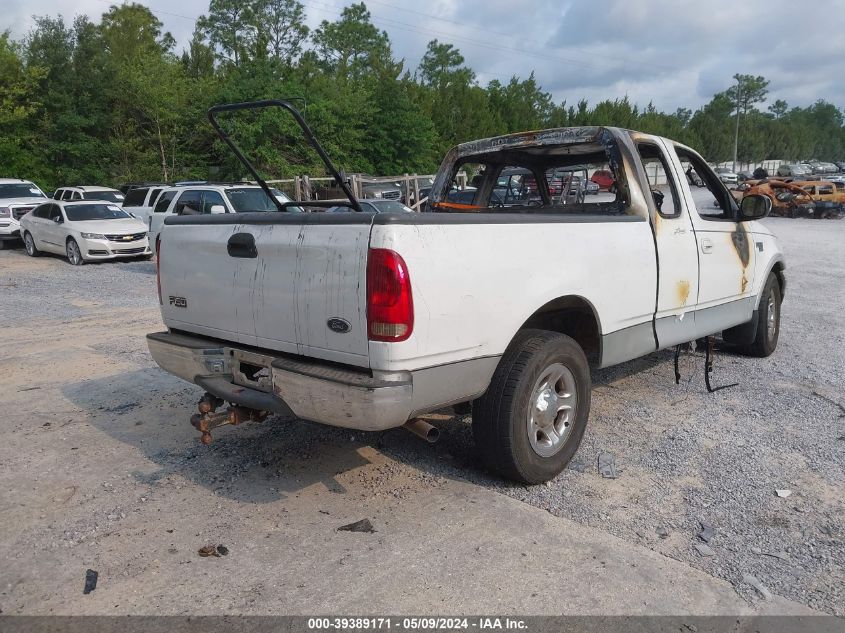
430, 128, 629, 216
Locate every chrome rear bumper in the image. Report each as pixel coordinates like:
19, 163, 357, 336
147, 331, 413, 431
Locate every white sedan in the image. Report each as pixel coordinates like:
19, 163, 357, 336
20, 200, 152, 265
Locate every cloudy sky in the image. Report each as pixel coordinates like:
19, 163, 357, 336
5, 0, 845, 112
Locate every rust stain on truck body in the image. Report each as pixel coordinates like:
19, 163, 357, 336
677, 280, 691, 306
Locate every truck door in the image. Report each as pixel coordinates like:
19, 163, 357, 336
673, 145, 756, 331
634, 139, 700, 348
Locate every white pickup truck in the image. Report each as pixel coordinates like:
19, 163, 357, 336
0, 179, 50, 248
148, 104, 784, 483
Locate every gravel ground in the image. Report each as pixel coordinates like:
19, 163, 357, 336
0, 216, 842, 614
383, 217, 845, 614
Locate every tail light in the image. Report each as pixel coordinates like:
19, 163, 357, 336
367, 248, 413, 342
155, 236, 162, 305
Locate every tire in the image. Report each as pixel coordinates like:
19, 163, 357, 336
66, 238, 84, 266
23, 232, 40, 257
739, 273, 781, 357
473, 329, 591, 484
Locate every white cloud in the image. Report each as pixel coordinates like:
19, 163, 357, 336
3, 0, 845, 111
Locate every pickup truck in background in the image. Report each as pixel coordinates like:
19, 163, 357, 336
121, 184, 167, 223
148, 101, 785, 484
147, 183, 300, 247
0, 179, 50, 249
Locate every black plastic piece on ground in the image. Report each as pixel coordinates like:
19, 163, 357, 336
83, 569, 98, 594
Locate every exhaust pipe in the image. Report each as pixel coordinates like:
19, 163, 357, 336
403, 418, 440, 444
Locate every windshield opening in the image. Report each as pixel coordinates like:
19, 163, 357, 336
225, 187, 302, 212
65, 204, 132, 222
0, 183, 44, 199
85, 191, 125, 203
433, 135, 628, 216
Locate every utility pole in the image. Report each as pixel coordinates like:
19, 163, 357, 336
732, 75, 741, 173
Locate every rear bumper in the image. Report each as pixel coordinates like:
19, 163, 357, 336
147, 331, 414, 431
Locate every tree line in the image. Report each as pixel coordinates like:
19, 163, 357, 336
1, 1, 844, 189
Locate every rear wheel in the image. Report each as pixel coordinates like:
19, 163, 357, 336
739, 273, 781, 357
473, 329, 591, 484
23, 232, 40, 257
66, 238, 84, 266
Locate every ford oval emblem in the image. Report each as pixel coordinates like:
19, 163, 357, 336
327, 318, 351, 334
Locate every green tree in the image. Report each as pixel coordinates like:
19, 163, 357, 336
101, 2, 174, 62
198, 0, 256, 67
487, 73, 554, 133
182, 28, 216, 79
312, 3, 391, 80
255, 0, 308, 64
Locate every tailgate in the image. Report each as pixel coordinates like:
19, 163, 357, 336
159, 216, 372, 368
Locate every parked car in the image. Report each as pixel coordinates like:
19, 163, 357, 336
149, 109, 783, 485
20, 200, 151, 265
148, 184, 300, 247
121, 184, 168, 222
776, 163, 812, 178
793, 180, 845, 218
590, 169, 615, 190
119, 182, 168, 195
444, 187, 507, 207
327, 200, 414, 213
733, 179, 815, 218
737, 170, 754, 182
315, 176, 404, 202
714, 167, 738, 186
0, 178, 49, 249
52, 186, 125, 204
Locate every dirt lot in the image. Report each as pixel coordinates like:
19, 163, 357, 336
0, 217, 842, 615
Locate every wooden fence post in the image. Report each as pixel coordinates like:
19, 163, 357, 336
412, 173, 420, 211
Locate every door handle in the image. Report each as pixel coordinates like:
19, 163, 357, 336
701, 237, 713, 254
227, 232, 257, 258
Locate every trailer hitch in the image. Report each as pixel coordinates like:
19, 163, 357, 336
190, 392, 268, 444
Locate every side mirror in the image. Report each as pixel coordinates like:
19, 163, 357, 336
209, 204, 226, 214
650, 189, 664, 212
739, 194, 772, 221
53, 216, 63, 224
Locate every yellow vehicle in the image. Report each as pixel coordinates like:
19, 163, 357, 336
792, 181, 845, 218
730, 179, 815, 218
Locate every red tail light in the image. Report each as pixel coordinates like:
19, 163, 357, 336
367, 248, 413, 342
155, 236, 162, 305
